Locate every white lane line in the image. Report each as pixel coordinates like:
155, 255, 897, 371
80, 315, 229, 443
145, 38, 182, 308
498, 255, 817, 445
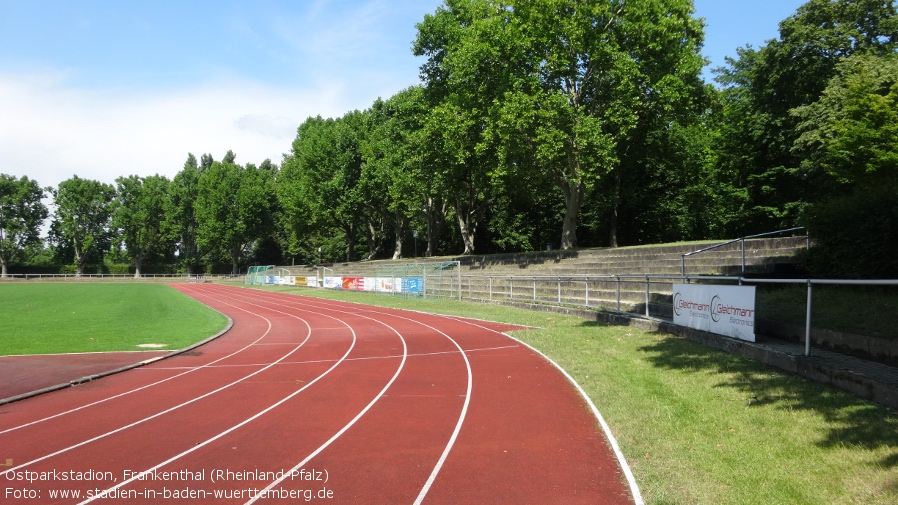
78, 287, 363, 504
0, 287, 267, 435
1, 289, 322, 477
231, 289, 473, 505
145, 344, 519, 370
434, 313, 645, 505
244, 315, 409, 505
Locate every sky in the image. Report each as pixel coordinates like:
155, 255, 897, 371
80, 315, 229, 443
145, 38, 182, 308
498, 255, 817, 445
0, 0, 807, 194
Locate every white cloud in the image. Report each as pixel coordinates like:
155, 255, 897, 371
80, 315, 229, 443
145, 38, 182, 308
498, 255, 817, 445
0, 71, 357, 190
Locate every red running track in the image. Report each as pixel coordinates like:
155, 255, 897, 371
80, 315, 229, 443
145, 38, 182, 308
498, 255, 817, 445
0, 283, 641, 504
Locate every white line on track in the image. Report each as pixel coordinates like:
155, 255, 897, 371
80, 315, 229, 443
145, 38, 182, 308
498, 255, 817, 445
145, 344, 519, 370
78, 285, 396, 504
78, 298, 367, 503
1, 285, 252, 434
2, 289, 317, 478
426, 312, 645, 505
241, 288, 643, 504
225, 287, 475, 504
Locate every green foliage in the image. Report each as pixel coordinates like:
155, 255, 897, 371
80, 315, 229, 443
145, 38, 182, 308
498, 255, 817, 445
0, 174, 48, 276
49, 176, 117, 276
794, 53, 898, 187
715, 0, 898, 233
803, 185, 898, 278
113, 174, 176, 276
195, 159, 276, 274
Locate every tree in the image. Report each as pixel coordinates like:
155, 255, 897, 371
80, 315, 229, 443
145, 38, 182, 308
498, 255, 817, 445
715, 0, 898, 232
50, 176, 116, 276
284, 114, 366, 262
113, 174, 174, 277
169, 154, 203, 274
416, 0, 706, 249
196, 159, 276, 274
794, 53, 898, 187
0, 174, 48, 277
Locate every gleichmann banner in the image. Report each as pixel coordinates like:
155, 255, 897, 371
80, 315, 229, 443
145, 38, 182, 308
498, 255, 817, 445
672, 284, 756, 342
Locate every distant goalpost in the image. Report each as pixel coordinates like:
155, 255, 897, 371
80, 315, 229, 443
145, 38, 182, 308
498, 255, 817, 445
245, 265, 274, 285
371, 261, 461, 300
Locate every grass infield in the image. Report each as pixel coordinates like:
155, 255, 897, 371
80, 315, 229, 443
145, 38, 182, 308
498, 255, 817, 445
254, 284, 898, 505
0, 283, 228, 355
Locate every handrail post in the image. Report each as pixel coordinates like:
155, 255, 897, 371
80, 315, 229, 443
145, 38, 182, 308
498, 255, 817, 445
616, 275, 621, 311
681, 255, 686, 277
741, 238, 746, 275
645, 276, 650, 318
557, 276, 561, 304
805, 280, 813, 356
585, 277, 590, 308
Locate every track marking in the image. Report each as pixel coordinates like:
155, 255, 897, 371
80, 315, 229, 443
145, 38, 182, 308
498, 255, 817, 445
229, 288, 475, 504
77, 288, 374, 504
2, 289, 333, 478
241, 288, 642, 504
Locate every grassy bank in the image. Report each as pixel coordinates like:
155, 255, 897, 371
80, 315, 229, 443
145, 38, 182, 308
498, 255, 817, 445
262, 285, 898, 505
0, 283, 228, 355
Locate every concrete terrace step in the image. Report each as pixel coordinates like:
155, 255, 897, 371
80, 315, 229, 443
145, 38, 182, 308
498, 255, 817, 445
278, 236, 807, 280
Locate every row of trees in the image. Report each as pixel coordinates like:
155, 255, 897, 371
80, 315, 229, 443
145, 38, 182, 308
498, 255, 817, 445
2, 0, 897, 277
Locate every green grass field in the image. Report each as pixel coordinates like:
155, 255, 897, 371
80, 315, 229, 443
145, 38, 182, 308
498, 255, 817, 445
0, 283, 228, 355
256, 285, 898, 505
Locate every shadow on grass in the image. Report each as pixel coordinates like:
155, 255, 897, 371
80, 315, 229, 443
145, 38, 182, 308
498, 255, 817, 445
637, 333, 898, 471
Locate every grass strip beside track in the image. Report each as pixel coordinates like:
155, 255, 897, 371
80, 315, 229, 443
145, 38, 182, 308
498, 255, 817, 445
253, 284, 898, 505
0, 283, 228, 355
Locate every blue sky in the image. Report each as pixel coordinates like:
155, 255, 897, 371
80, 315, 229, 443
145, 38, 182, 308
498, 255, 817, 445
0, 0, 806, 192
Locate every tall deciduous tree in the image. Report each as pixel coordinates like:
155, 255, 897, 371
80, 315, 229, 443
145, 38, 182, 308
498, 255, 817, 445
50, 176, 116, 276
196, 158, 276, 274
169, 154, 203, 274
0, 174, 48, 277
715, 0, 898, 232
113, 174, 174, 277
284, 114, 366, 262
416, 0, 706, 249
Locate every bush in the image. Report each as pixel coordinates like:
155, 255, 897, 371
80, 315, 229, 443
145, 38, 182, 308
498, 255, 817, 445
804, 185, 898, 278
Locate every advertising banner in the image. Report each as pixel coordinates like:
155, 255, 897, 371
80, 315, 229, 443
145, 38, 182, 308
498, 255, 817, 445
306, 276, 318, 287
672, 284, 756, 342
342, 277, 363, 291
402, 277, 423, 294
323, 277, 343, 289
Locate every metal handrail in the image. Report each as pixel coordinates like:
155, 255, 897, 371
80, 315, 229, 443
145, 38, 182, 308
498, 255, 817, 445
681, 227, 807, 276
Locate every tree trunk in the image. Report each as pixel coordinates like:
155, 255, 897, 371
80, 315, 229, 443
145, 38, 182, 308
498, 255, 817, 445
560, 181, 583, 250
455, 198, 476, 255
367, 217, 383, 261
392, 214, 406, 260
609, 168, 622, 248
424, 196, 446, 257
1, 257, 7, 278
230, 247, 240, 275
133, 251, 144, 278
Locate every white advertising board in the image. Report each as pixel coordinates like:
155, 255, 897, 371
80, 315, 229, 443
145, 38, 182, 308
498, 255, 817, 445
672, 284, 756, 342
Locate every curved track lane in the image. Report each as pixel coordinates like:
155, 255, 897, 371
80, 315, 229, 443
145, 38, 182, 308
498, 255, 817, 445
0, 283, 639, 504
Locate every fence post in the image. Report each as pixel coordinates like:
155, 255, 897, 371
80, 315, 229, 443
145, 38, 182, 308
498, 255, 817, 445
533, 278, 537, 302
585, 277, 590, 308
741, 238, 746, 275
645, 276, 650, 318
557, 277, 561, 304
805, 280, 813, 356
616, 276, 621, 311
489, 276, 493, 301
